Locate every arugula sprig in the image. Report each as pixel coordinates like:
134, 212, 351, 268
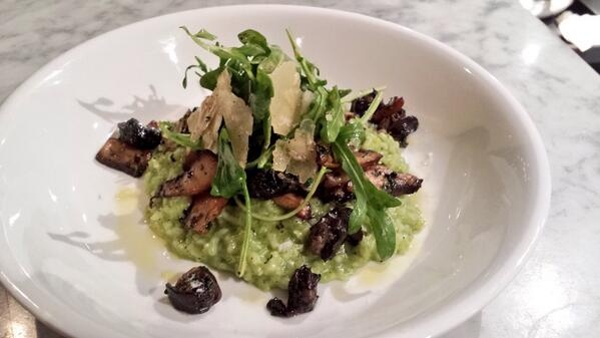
332, 128, 400, 259
286, 31, 351, 146
286, 30, 400, 260
181, 27, 280, 166
211, 129, 253, 277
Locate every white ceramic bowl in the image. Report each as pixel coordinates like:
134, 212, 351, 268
0, 5, 550, 338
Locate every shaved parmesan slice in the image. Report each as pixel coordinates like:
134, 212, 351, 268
269, 61, 303, 136
216, 71, 253, 166
187, 70, 253, 166
187, 94, 222, 152
272, 119, 317, 183
300, 90, 315, 116
272, 141, 290, 173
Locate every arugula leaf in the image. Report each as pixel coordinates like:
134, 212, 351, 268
367, 209, 397, 260
338, 88, 352, 98
235, 44, 267, 57
228, 66, 252, 103
249, 70, 274, 121
191, 28, 217, 40
257, 46, 285, 73
211, 129, 247, 198
180, 26, 255, 81
251, 63, 277, 165
338, 119, 366, 145
331, 118, 400, 260
331, 141, 367, 231
321, 86, 344, 143
194, 56, 208, 73
199, 66, 223, 90
238, 29, 269, 51
332, 140, 400, 259
246, 69, 274, 165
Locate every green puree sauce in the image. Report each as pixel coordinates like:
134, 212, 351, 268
144, 128, 424, 290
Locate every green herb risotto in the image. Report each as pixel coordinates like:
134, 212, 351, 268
144, 128, 423, 290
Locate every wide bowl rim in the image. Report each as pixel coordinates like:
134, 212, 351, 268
0, 4, 551, 338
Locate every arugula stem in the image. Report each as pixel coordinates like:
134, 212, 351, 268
342, 85, 387, 103
181, 26, 256, 82
256, 115, 273, 168
263, 115, 272, 151
307, 89, 328, 121
158, 122, 203, 150
285, 30, 324, 92
235, 166, 328, 222
285, 30, 318, 85
237, 183, 252, 277
246, 145, 273, 169
360, 90, 384, 124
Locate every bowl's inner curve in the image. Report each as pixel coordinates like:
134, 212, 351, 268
0, 6, 545, 338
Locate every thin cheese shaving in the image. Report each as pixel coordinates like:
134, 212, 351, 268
187, 70, 253, 166
187, 95, 222, 152
269, 61, 303, 136
272, 119, 317, 183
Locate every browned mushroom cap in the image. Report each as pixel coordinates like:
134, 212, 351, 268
318, 171, 353, 203
267, 265, 321, 317
350, 90, 377, 116
385, 172, 423, 196
182, 194, 228, 235
317, 147, 382, 171
164, 266, 221, 314
95, 138, 151, 177
318, 163, 423, 203
371, 96, 405, 124
307, 207, 351, 260
364, 165, 390, 190
353, 149, 383, 170
364, 165, 423, 196
316, 144, 338, 169
117, 118, 162, 150
158, 150, 218, 197
272, 193, 311, 220
369, 96, 419, 147
247, 169, 304, 199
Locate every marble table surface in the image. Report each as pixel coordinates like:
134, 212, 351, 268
1, 0, 599, 337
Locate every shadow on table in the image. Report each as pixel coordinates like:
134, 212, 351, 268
439, 312, 483, 337
35, 319, 68, 338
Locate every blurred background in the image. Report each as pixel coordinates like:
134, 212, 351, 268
521, 0, 600, 72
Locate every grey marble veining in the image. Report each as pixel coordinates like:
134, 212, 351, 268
1, 0, 600, 337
